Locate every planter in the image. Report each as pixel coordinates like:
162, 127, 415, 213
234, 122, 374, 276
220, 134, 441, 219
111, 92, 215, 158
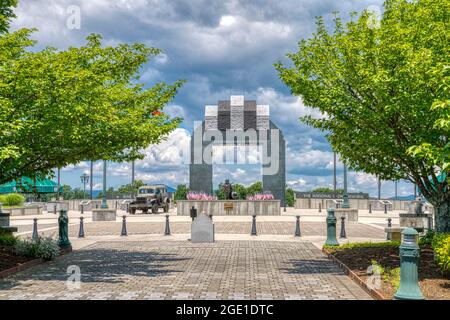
177, 200, 281, 216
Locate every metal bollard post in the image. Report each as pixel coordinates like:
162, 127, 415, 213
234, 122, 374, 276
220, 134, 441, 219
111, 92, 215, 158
78, 217, 85, 238
32, 218, 39, 240
295, 216, 301, 237
81, 204, 84, 215
387, 218, 392, 240
394, 228, 425, 300
54, 204, 57, 215
251, 215, 257, 236
319, 203, 322, 213
164, 215, 171, 236
190, 206, 197, 221
369, 203, 372, 213
121, 215, 127, 236
340, 216, 347, 239
325, 209, 339, 246
384, 204, 388, 214
209, 214, 213, 220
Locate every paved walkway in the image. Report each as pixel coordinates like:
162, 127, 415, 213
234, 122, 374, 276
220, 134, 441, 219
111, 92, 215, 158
0, 240, 371, 300
32, 221, 385, 239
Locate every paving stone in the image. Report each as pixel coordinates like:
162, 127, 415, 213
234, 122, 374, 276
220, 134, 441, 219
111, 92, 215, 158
0, 241, 371, 300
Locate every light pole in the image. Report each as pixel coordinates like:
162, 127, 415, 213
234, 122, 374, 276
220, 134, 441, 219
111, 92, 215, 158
57, 167, 61, 200
131, 160, 135, 186
101, 160, 108, 209
395, 181, 398, 200
342, 164, 350, 209
90, 161, 93, 200
80, 173, 89, 199
378, 177, 382, 200
333, 152, 337, 199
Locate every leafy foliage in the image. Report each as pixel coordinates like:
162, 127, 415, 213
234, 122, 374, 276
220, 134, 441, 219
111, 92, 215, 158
0, 0, 17, 33
432, 233, 450, 275
15, 236, 60, 261
0, 14, 184, 184
311, 187, 344, 194
285, 187, 295, 207
117, 180, 145, 194
0, 193, 24, 207
324, 241, 400, 251
0, 233, 17, 246
276, 0, 450, 231
174, 184, 190, 203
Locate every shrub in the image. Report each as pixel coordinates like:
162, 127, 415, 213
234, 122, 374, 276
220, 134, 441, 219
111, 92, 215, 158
419, 229, 436, 245
324, 241, 400, 251
432, 233, 450, 276
1, 193, 25, 207
15, 237, 60, 261
174, 184, 189, 203
384, 267, 401, 291
0, 234, 17, 247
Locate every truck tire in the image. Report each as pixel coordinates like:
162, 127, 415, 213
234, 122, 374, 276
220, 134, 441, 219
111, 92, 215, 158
152, 203, 158, 214
130, 208, 136, 215
142, 208, 148, 214
163, 203, 169, 213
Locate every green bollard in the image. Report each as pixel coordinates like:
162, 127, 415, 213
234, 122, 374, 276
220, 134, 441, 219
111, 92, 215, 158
394, 228, 425, 300
325, 208, 339, 246
58, 209, 72, 250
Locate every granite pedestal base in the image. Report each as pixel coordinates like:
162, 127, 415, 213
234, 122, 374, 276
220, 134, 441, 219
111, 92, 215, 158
92, 209, 117, 221
334, 208, 359, 222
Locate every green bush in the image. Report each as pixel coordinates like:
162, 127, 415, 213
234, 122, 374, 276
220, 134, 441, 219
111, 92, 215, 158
324, 241, 400, 251
0, 234, 17, 247
0, 193, 25, 207
174, 184, 189, 203
432, 233, 450, 276
15, 237, 60, 261
419, 229, 436, 245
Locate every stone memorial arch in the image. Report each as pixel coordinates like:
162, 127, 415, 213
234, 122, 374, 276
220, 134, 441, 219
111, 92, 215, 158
190, 95, 286, 206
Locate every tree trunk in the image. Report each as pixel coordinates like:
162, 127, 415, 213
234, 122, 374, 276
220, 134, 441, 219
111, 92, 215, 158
430, 199, 450, 233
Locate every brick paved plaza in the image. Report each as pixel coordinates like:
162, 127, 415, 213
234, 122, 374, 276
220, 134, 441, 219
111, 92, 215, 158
0, 240, 371, 300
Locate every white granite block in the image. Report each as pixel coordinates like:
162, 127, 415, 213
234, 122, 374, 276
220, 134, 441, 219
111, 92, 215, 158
231, 105, 244, 130
230, 95, 244, 106
205, 105, 218, 117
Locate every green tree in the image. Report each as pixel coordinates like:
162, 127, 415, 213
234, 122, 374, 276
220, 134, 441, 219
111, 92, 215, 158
246, 181, 263, 196
285, 188, 295, 207
174, 184, 189, 203
0, 2, 184, 185
0, 0, 17, 33
118, 180, 145, 194
276, 0, 450, 232
312, 187, 344, 194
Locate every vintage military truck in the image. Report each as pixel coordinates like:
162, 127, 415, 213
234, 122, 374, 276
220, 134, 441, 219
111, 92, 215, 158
129, 184, 170, 214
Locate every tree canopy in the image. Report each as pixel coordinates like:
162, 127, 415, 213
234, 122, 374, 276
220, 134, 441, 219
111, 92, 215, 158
0, 2, 183, 185
276, 0, 450, 231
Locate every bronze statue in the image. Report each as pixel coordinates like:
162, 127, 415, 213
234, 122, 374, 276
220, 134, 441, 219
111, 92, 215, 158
222, 179, 233, 200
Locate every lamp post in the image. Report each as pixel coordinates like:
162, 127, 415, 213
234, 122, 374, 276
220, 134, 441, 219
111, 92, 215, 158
378, 177, 382, 200
333, 152, 337, 199
57, 167, 61, 200
342, 164, 350, 209
101, 160, 108, 209
90, 161, 93, 200
80, 173, 89, 200
395, 180, 398, 200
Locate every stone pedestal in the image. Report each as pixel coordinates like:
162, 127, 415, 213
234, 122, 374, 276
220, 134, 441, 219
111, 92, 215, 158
0, 212, 18, 235
191, 214, 214, 243
385, 227, 403, 242
334, 208, 359, 222
399, 213, 431, 232
92, 209, 117, 221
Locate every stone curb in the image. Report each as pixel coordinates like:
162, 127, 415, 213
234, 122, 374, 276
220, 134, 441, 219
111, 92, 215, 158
322, 248, 388, 300
0, 258, 43, 279
0, 247, 72, 280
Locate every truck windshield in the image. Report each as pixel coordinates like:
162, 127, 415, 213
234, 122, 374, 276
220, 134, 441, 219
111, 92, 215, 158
139, 189, 155, 194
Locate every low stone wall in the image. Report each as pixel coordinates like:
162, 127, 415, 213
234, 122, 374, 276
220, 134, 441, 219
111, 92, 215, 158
295, 198, 412, 210
3, 206, 42, 216
177, 200, 281, 216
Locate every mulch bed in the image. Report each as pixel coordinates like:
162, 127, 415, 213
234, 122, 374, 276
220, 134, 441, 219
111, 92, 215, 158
329, 245, 450, 300
0, 246, 36, 275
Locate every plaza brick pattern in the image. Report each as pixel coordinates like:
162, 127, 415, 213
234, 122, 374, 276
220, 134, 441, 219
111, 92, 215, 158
37, 221, 385, 239
0, 241, 371, 300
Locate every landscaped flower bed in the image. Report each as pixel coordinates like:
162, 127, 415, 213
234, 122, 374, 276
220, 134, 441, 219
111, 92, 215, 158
324, 241, 450, 300
0, 234, 60, 276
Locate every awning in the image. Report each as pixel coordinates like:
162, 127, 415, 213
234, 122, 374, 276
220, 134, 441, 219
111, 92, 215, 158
0, 177, 62, 194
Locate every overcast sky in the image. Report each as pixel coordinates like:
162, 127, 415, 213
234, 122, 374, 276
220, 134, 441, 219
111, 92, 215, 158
11, 0, 415, 197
